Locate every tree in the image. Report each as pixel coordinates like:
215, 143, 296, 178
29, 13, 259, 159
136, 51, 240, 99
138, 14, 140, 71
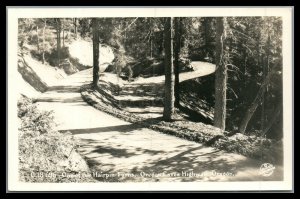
203, 18, 210, 48
55, 18, 62, 67
62, 20, 65, 47
222, 16, 282, 136
261, 26, 271, 132
36, 24, 40, 52
238, 68, 275, 134
261, 100, 282, 137
92, 18, 100, 88
78, 18, 92, 38
174, 17, 181, 108
41, 19, 47, 64
214, 17, 228, 131
163, 17, 175, 121
149, 28, 153, 58
73, 18, 77, 38
18, 18, 35, 47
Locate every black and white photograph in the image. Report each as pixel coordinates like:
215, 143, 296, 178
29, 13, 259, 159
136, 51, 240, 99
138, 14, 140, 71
7, 7, 293, 191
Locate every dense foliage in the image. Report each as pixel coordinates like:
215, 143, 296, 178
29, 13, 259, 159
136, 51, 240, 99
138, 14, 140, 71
224, 17, 282, 137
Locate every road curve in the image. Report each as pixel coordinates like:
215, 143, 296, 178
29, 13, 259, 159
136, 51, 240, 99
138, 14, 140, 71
35, 68, 283, 183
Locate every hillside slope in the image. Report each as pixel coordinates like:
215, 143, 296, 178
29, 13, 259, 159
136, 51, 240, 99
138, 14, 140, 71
16, 71, 41, 98
68, 39, 115, 72
23, 54, 67, 86
17, 53, 67, 97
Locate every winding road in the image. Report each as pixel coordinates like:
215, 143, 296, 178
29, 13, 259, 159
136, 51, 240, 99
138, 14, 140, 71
35, 64, 283, 182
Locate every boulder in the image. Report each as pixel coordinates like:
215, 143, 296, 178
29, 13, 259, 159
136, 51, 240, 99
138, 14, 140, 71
60, 59, 79, 75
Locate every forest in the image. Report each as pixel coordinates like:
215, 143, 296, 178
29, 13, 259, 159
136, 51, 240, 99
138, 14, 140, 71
17, 16, 284, 182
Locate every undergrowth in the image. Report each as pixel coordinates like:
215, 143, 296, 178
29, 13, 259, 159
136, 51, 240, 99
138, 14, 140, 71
18, 95, 96, 182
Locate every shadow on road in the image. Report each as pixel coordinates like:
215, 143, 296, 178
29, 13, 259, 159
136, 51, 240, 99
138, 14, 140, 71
35, 96, 83, 103
47, 85, 80, 93
59, 123, 144, 134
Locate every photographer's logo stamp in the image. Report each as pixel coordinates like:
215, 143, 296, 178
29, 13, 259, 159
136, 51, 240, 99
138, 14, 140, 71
259, 163, 275, 177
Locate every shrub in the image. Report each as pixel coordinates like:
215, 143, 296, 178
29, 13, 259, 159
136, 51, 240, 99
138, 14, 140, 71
213, 133, 282, 164
48, 46, 70, 66
18, 95, 55, 135
18, 95, 94, 182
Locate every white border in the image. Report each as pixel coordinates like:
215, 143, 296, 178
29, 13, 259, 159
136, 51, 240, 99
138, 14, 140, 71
7, 7, 293, 192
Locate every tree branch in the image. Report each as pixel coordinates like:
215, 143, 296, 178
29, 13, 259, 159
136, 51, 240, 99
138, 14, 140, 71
119, 17, 139, 33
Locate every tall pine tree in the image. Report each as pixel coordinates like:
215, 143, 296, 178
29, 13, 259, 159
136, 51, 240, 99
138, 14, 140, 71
214, 17, 228, 131
92, 18, 100, 88
163, 17, 175, 121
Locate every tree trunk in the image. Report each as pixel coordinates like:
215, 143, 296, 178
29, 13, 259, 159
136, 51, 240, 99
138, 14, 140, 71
262, 101, 282, 137
204, 18, 209, 47
161, 30, 165, 57
239, 46, 248, 105
124, 30, 127, 47
63, 26, 65, 47
36, 25, 39, 52
261, 33, 271, 132
149, 18, 153, 58
258, 40, 265, 132
42, 19, 46, 64
56, 18, 61, 68
163, 17, 175, 121
92, 18, 100, 88
214, 17, 227, 131
150, 35, 153, 58
174, 17, 181, 108
74, 18, 77, 38
260, 65, 266, 131
243, 49, 247, 89
239, 69, 275, 134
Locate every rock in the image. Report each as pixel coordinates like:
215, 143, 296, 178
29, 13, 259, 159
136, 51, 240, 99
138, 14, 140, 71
60, 59, 79, 75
